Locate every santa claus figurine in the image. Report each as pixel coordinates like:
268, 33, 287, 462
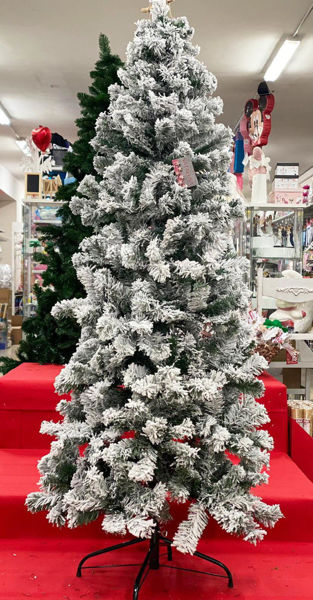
270, 270, 313, 333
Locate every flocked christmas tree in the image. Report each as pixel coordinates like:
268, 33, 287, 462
0, 34, 122, 374
27, 0, 281, 553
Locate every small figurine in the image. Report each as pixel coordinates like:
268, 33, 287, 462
286, 226, 294, 248
281, 227, 287, 247
264, 215, 273, 236
256, 214, 263, 237
243, 147, 271, 205
253, 215, 258, 237
270, 270, 313, 333
273, 227, 281, 247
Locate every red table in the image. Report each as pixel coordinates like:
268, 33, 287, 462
0, 364, 287, 451
257, 372, 288, 453
0, 363, 68, 448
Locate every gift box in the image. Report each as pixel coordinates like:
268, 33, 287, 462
0, 288, 10, 303
11, 315, 23, 327
275, 163, 299, 177
269, 189, 303, 205
11, 328, 22, 345
272, 176, 299, 191
271, 340, 296, 362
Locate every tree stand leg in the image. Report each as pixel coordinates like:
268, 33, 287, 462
76, 537, 146, 577
160, 534, 233, 589
77, 524, 233, 598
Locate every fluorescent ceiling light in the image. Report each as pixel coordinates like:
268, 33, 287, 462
264, 38, 300, 81
16, 139, 31, 156
0, 103, 11, 126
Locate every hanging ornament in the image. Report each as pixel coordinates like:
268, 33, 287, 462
243, 82, 275, 150
31, 126, 52, 152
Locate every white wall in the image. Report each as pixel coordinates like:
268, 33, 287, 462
0, 164, 23, 273
0, 197, 16, 267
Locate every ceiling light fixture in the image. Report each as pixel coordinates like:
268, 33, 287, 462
0, 103, 11, 126
263, 3, 313, 82
16, 139, 31, 156
264, 38, 300, 81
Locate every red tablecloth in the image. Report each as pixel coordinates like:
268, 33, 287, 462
257, 373, 288, 453
0, 362, 67, 410
0, 364, 287, 451
0, 363, 68, 448
289, 418, 313, 483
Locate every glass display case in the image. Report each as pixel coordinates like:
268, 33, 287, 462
243, 203, 305, 309
22, 199, 63, 317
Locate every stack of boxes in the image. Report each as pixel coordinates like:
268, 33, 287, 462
0, 288, 23, 348
270, 163, 302, 205
10, 315, 23, 345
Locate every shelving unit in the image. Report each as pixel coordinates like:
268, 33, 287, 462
22, 197, 64, 317
0, 302, 8, 350
243, 203, 305, 307
270, 339, 313, 401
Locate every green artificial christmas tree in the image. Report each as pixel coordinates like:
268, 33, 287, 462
27, 2, 282, 582
0, 34, 122, 374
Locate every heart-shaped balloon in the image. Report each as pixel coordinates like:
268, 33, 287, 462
31, 126, 52, 152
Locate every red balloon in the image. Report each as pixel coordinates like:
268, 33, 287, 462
31, 126, 52, 152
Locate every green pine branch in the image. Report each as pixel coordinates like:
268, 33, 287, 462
0, 35, 123, 374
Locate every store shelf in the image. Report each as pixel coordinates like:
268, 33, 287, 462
272, 211, 294, 224
247, 203, 307, 210
33, 220, 62, 225
253, 248, 296, 258
271, 340, 313, 368
291, 333, 313, 341
24, 200, 64, 206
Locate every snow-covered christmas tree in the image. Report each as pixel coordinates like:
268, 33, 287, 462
27, 0, 281, 555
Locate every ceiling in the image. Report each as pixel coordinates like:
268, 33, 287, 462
1, 0, 313, 183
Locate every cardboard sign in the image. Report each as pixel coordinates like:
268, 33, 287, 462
172, 157, 198, 188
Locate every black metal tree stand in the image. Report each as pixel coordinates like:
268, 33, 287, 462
77, 522, 233, 599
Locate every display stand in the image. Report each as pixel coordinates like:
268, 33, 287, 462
77, 523, 233, 598
236, 203, 307, 308
22, 197, 64, 317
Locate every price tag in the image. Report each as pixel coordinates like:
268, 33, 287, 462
172, 157, 198, 188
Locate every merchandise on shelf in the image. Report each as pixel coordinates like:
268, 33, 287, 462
0, 264, 11, 288
22, 199, 63, 317
239, 204, 305, 306
273, 176, 299, 190
269, 189, 303, 205
269, 270, 313, 333
33, 205, 62, 222
42, 175, 63, 198
275, 163, 299, 177
0, 301, 9, 350
249, 309, 297, 362
289, 399, 313, 435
